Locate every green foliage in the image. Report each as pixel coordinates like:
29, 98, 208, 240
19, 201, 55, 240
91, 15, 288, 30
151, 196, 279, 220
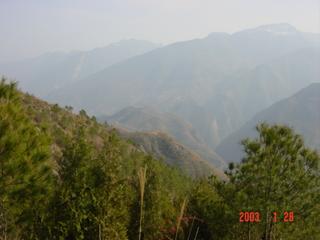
188, 177, 232, 240
128, 155, 192, 240
1, 80, 196, 240
0, 78, 53, 239
1, 79, 319, 240
91, 133, 133, 239
223, 123, 320, 239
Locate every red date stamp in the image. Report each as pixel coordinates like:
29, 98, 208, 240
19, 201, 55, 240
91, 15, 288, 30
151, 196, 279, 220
239, 211, 294, 223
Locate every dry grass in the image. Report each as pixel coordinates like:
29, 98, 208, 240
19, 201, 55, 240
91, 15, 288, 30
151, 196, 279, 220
174, 198, 187, 240
138, 166, 147, 240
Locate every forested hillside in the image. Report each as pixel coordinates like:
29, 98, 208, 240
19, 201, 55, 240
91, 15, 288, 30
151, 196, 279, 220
103, 106, 226, 168
0, 79, 193, 239
1, 79, 320, 239
116, 127, 226, 178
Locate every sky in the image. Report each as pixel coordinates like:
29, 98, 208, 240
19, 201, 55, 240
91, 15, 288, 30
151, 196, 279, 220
0, 0, 320, 63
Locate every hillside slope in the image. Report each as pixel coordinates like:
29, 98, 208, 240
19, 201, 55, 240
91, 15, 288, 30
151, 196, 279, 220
22, 91, 223, 178
102, 106, 226, 169
117, 128, 226, 178
216, 83, 320, 163
0, 79, 199, 239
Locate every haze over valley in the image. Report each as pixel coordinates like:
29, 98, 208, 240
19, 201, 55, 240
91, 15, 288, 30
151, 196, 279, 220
2, 1, 320, 239
1, 23, 319, 167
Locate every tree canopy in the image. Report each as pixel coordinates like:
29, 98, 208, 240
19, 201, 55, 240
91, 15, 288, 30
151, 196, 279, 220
0, 79, 319, 240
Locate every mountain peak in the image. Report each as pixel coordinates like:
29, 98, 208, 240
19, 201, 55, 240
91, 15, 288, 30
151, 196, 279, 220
206, 32, 230, 39
255, 23, 298, 34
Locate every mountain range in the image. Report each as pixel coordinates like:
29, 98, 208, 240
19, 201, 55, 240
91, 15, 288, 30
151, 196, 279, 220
45, 23, 320, 149
0, 39, 160, 97
1, 23, 319, 171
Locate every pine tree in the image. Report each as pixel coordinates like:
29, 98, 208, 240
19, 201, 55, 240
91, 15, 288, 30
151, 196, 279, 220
227, 123, 320, 239
0, 79, 53, 239
92, 132, 132, 240
188, 177, 231, 240
48, 127, 95, 239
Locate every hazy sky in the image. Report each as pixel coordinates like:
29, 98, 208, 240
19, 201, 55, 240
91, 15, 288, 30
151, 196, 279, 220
0, 0, 319, 63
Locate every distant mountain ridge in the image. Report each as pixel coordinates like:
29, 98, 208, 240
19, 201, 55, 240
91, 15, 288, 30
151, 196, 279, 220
204, 47, 320, 140
216, 83, 320, 163
51, 24, 317, 112
0, 39, 160, 97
